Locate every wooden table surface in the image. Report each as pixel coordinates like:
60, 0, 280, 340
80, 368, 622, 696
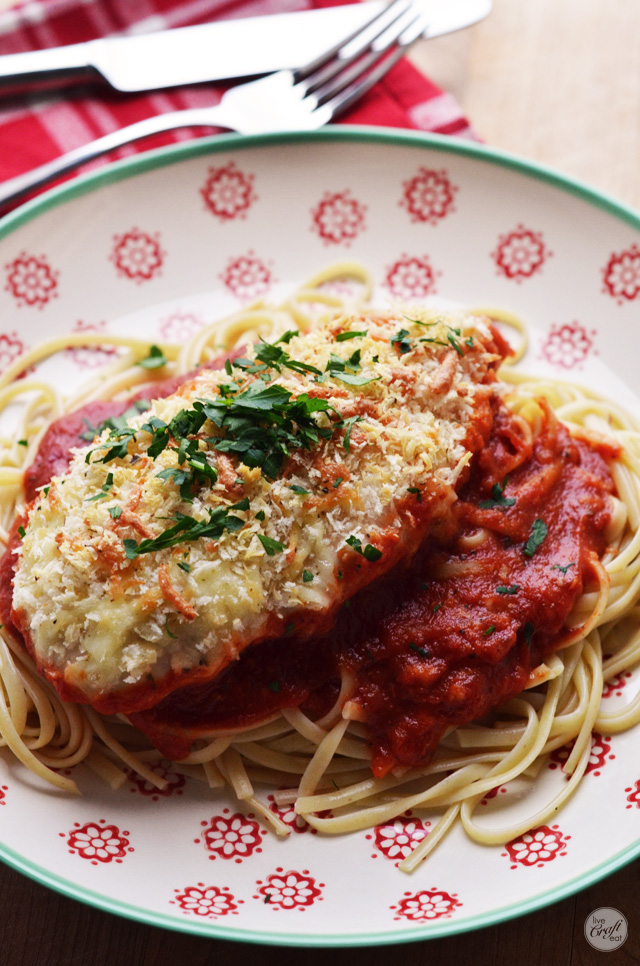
0, 1, 639, 964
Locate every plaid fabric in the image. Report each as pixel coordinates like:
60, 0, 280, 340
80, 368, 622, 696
0, 0, 476, 189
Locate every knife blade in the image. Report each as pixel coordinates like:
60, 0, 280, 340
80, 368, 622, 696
0, 0, 491, 95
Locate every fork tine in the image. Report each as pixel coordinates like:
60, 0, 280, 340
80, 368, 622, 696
304, 2, 416, 96
293, 0, 412, 82
319, 12, 430, 119
311, 7, 422, 106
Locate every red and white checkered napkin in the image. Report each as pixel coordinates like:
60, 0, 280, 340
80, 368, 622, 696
0, 0, 476, 192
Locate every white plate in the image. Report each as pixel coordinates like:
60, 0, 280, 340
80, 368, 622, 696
1, 129, 639, 946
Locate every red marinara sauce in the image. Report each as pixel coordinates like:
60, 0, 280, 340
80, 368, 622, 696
0, 383, 619, 777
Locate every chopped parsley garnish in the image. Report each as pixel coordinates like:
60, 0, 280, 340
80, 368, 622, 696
551, 562, 576, 575
255, 510, 266, 522
447, 330, 463, 356
333, 477, 344, 488
391, 328, 413, 354
345, 535, 383, 562
303, 570, 314, 583
336, 330, 367, 341
524, 621, 534, 646
523, 519, 548, 557
409, 642, 429, 657
258, 534, 285, 556
496, 584, 520, 595
340, 415, 361, 454
123, 507, 245, 559
268, 680, 280, 693
108, 505, 122, 520
465, 336, 474, 348
43, 486, 50, 497
17, 439, 28, 447
433, 603, 442, 613
408, 487, 422, 503
321, 352, 378, 387
86, 472, 115, 502
478, 479, 516, 510
80, 400, 150, 444
288, 484, 309, 495
483, 624, 496, 637
18, 525, 26, 539
137, 345, 168, 370
234, 333, 321, 378
229, 497, 250, 511
164, 616, 178, 639
177, 560, 191, 573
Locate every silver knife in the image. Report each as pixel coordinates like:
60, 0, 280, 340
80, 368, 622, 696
0, 0, 491, 94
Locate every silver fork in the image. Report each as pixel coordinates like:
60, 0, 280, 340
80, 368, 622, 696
0, 0, 428, 212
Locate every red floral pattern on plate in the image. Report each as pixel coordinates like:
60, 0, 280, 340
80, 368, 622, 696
548, 733, 614, 777
171, 883, 242, 918
311, 190, 366, 246
601, 671, 633, 698
503, 825, 570, 868
220, 251, 273, 300
158, 311, 204, 343
65, 320, 117, 370
624, 779, 640, 808
390, 888, 461, 922
384, 254, 438, 299
254, 868, 324, 910
200, 162, 256, 221
62, 819, 133, 865
267, 795, 315, 834
540, 320, 596, 369
602, 245, 640, 303
5, 252, 58, 308
0, 784, 7, 805
127, 762, 186, 800
368, 815, 430, 862
481, 784, 507, 806
400, 167, 457, 224
0, 332, 27, 375
492, 225, 550, 281
111, 228, 164, 283
198, 809, 266, 862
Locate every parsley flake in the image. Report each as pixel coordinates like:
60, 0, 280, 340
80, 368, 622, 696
302, 570, 314, 583
177, 560, 191, 573
336, 330, 367, 342
345, 535, 383, 562
288, 484, 309, 495
123, 507, 245, 558
391, 329, 413, 354
17, 439, 28, 447
408, 486, 422, 503
137, 345, 168, 370
551, 562, 576, 575
108, 505, 122, 520
409, 642, 429, 658
333, 477, 344, 488
258, 534, 285, 556
255, 510, 266, 522
478, 479, 516, 510
164, 617, 177, 639
483, 624, 496, 637
18, 525, 26, 539
496, 585, 520, 595
523, 519, 548, 557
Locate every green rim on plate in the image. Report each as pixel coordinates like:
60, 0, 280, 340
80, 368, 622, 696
0, 127, 639, 946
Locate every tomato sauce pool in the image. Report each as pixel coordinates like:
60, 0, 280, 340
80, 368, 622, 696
0, 373, 618, 778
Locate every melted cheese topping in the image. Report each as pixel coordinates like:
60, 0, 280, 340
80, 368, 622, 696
13, 309, 505, 709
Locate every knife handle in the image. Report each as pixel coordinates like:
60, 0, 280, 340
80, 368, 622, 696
0, 107, 232, 212
0, 44, 97, 93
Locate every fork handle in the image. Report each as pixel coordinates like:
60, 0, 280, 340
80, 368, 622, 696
0, 105, 233, 212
